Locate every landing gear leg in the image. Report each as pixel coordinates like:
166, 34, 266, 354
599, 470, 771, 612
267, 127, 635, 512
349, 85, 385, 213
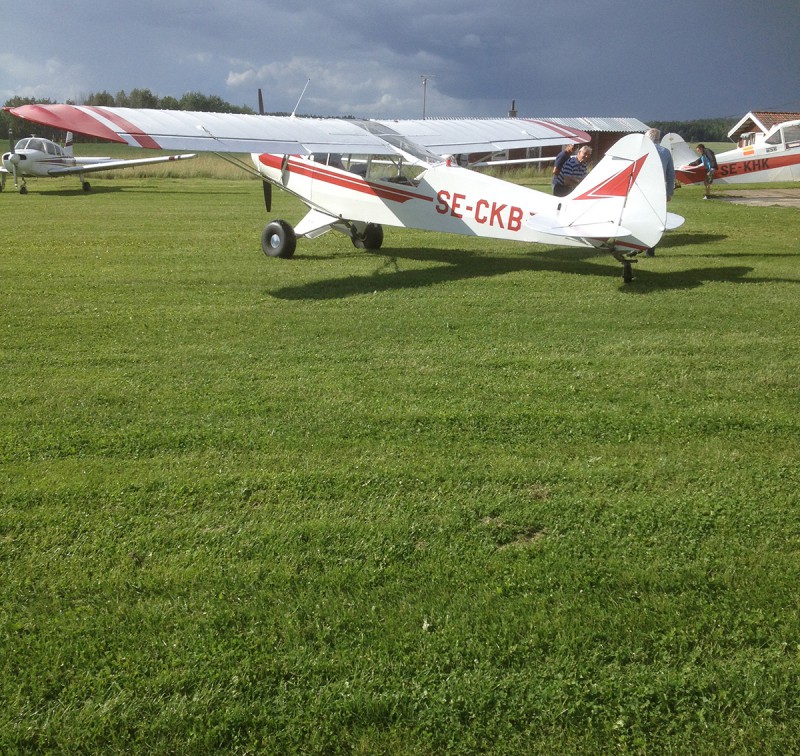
622, 259, 633, 283
612, 251, 636, 283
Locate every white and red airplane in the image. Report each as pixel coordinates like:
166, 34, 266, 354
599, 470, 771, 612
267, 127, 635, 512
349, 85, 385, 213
663, 119, 800, 187
1, 130, 195, 194
6, 103, 682, 281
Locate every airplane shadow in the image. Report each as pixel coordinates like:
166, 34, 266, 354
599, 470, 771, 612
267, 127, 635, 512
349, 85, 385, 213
656, 232, 727, 248
24, 186, 126, 197
269, 241, 795, 301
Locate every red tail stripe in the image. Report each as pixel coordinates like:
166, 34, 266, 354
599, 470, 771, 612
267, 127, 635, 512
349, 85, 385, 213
573, 155, 648, 200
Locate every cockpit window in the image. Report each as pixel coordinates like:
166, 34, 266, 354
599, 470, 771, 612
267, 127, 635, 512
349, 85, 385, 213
15, 139, 29, 150
782, 124, 800, 146
27, 139, 46, 152
765, 130, 782, 145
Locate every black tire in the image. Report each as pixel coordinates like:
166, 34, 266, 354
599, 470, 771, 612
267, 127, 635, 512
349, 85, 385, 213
261, 220, 296, 259
351, 223, 384, 250
82, 181, 91, 192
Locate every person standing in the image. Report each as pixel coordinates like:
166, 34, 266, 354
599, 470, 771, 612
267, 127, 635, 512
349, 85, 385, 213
689, 143, 717, 199
645, 128, 675, 256
551, 143, 575, 194
553, 145, 592, 197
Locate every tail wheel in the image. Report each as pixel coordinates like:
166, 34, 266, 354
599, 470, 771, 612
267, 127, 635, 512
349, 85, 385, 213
351, 223, 384, 250
261, 220, 296, 259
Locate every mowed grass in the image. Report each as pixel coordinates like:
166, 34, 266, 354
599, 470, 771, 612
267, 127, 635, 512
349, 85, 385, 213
2, 170, 800, 753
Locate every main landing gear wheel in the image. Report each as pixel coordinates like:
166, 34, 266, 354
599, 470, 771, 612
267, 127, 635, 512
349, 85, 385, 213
350, 223, 384, 251
261, 220, 296, 259
82, 181, 91, 192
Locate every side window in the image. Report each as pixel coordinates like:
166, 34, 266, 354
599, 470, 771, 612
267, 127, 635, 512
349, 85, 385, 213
782, 125, 800, 146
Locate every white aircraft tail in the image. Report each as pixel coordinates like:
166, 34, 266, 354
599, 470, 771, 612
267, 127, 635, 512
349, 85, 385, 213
528, 133, 674, 253
64, 131, 74, 156
661, 132, 697, 167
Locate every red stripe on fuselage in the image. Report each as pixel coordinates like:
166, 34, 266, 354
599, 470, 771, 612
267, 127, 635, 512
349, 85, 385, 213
678, 151, 800, 183
86, 107, 162, 149
258, 154, 432, 204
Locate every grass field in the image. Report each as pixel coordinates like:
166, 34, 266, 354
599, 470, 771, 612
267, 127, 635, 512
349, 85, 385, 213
2, 167, 800, 753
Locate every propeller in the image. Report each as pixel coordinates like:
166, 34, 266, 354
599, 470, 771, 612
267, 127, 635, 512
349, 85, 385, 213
6, 127, 19, 187
258, 88, 265, 116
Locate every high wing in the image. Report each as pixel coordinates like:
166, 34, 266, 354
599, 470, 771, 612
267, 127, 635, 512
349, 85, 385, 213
6, 104, 589, 160
366, 118, 590, 155
46, 153, 197, 176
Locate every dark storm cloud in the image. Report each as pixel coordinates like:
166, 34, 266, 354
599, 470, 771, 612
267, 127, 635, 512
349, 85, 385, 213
4, 0, 798, 120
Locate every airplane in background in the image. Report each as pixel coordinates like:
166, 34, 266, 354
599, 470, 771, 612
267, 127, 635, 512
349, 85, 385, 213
662, 119, 800, 187
7, 103, 683, 282
1, 130, 196, 194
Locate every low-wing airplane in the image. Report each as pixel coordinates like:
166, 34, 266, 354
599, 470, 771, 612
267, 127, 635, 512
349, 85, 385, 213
7, 103, 683, 281
1, 130, 196, 194
663, 119, 800, 187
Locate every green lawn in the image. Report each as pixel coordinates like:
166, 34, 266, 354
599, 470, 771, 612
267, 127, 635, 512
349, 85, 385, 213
2, 174, 799, 753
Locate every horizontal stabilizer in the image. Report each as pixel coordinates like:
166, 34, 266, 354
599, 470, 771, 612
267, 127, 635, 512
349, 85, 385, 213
666, 212, 685, 231
526, 215, 632, 239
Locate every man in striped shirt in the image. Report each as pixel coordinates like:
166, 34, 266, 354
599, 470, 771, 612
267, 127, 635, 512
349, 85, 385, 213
553, 145, 592, 197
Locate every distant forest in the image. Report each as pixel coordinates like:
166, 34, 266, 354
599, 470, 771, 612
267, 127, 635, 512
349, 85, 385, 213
2, 90, 738, 144
648, 118, 738, 143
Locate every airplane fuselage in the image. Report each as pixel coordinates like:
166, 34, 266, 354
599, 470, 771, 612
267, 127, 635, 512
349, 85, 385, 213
254, 153, 568, 244
676, 125, 800, 186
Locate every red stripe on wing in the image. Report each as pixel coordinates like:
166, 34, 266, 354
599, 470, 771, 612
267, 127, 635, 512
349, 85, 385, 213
8, 104, 126, 143
85, 107, 162, 149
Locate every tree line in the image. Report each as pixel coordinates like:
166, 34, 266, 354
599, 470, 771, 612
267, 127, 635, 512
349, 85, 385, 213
649, 118, 738, 143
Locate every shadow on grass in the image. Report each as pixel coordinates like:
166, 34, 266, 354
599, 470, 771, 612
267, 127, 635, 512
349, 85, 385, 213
269, 241, 793, 300
21, 184, 256, 197
657, 232, 727, 248
12, 185, 125, 197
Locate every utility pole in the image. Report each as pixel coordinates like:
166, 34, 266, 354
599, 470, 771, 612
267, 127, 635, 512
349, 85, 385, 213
420, 74, 435, 119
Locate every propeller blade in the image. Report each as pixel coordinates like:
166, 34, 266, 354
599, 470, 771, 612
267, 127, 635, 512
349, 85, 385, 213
8, 127, 14, 154
258, 88, 265, 116
262, 180, 272, 212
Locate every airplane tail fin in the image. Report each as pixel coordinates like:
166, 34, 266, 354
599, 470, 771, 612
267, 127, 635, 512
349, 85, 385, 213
64, 131, 74, 156
528, 133, 673, 253
661, 132, 697, 167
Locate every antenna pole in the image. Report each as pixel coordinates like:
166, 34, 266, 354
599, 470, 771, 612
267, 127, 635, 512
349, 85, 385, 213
420, 74, 434, 119
291, 79, 311, 118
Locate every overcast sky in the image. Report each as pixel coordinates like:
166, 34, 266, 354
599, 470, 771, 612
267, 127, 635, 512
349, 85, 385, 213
3, 0, 797, 122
